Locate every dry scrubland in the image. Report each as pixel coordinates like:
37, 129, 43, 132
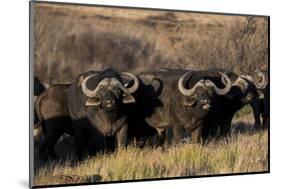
32, 3, 269, 186
33, 3, 268, 84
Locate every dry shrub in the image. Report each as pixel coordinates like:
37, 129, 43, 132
34, 5, 268, 84
34, 8, 175, 84
35, 28, 177, 84
183, 16, 268, 73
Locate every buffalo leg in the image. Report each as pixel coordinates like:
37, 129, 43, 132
261, 114, 265, 128
262, 98, 269, 129
45, 135, 60, 159
173, 125, 184, 145
39, 134, 59, 160
39, 123, 64, 160
116, 125, 128, 148
155, 128, 166, 146
73, 128, 88, 160
39, 139, 48, 160
207, 119, 220, 138
105, 136, 116, 153
191, 126, 203, 143
251, 101, 261, 130
220, 116, 232, 138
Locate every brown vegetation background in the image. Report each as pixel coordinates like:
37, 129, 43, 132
33, 3, 268, 84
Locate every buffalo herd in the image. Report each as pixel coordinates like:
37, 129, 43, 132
33, 68, 268, 160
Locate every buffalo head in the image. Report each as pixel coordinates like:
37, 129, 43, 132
231, 70, 267, 104
81, 71, 139, 111
178, 71, 231, 111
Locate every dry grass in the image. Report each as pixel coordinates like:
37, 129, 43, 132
34, 129, 268, 186
33, 107, 268, 186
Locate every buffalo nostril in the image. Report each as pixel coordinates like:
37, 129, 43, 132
104, 100, 115, 108
105, 100, 114, 104
200, 99, 208, 104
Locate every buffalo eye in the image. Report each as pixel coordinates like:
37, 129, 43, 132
182, 96, 197, 107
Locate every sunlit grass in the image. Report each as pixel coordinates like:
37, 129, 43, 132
34, 130, 268, 186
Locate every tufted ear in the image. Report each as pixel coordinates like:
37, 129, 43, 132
140, 75, 163, 97
243, 92, 254, 102
122, 94, 136, 104
139, 74, 155, 85
77, 75, 85, 87
43, 82, 49, 89
85, 97, 101, 107
257, 90, 265, 99
182, 95, 197, 107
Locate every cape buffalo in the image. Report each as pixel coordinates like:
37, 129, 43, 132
248, 70, 269, 129
34, 84, 72, 159
128, 68, 232, 145
34, 69, 139, 159
204, 69, 268, 137
67, 68, 139, 158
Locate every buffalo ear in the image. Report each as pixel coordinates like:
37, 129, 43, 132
77, 75, 85, 86
244, 92, 254, 101
122, 94, 136, 104
85, 97, 101, 107
43, 82, 49, 89
182, 96, 197, 107
257, 90, 265, 99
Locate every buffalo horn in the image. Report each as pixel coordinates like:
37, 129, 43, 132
121, 72, 139, 94
204, 72, 232, 95
81, 74, 100, 97
178, 71, 205, 96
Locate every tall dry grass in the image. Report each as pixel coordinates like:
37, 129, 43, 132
34, 130, 268, 186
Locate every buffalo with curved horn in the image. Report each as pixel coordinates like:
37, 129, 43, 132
204, 69, 264, 137
34, 70, 98, 160
248, 70, 269, 129
241, 70, 267, 89
68, 68, 139, 159
34, 69, 139, 160
34, 84, 72, 160
128, 68, 232, 146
